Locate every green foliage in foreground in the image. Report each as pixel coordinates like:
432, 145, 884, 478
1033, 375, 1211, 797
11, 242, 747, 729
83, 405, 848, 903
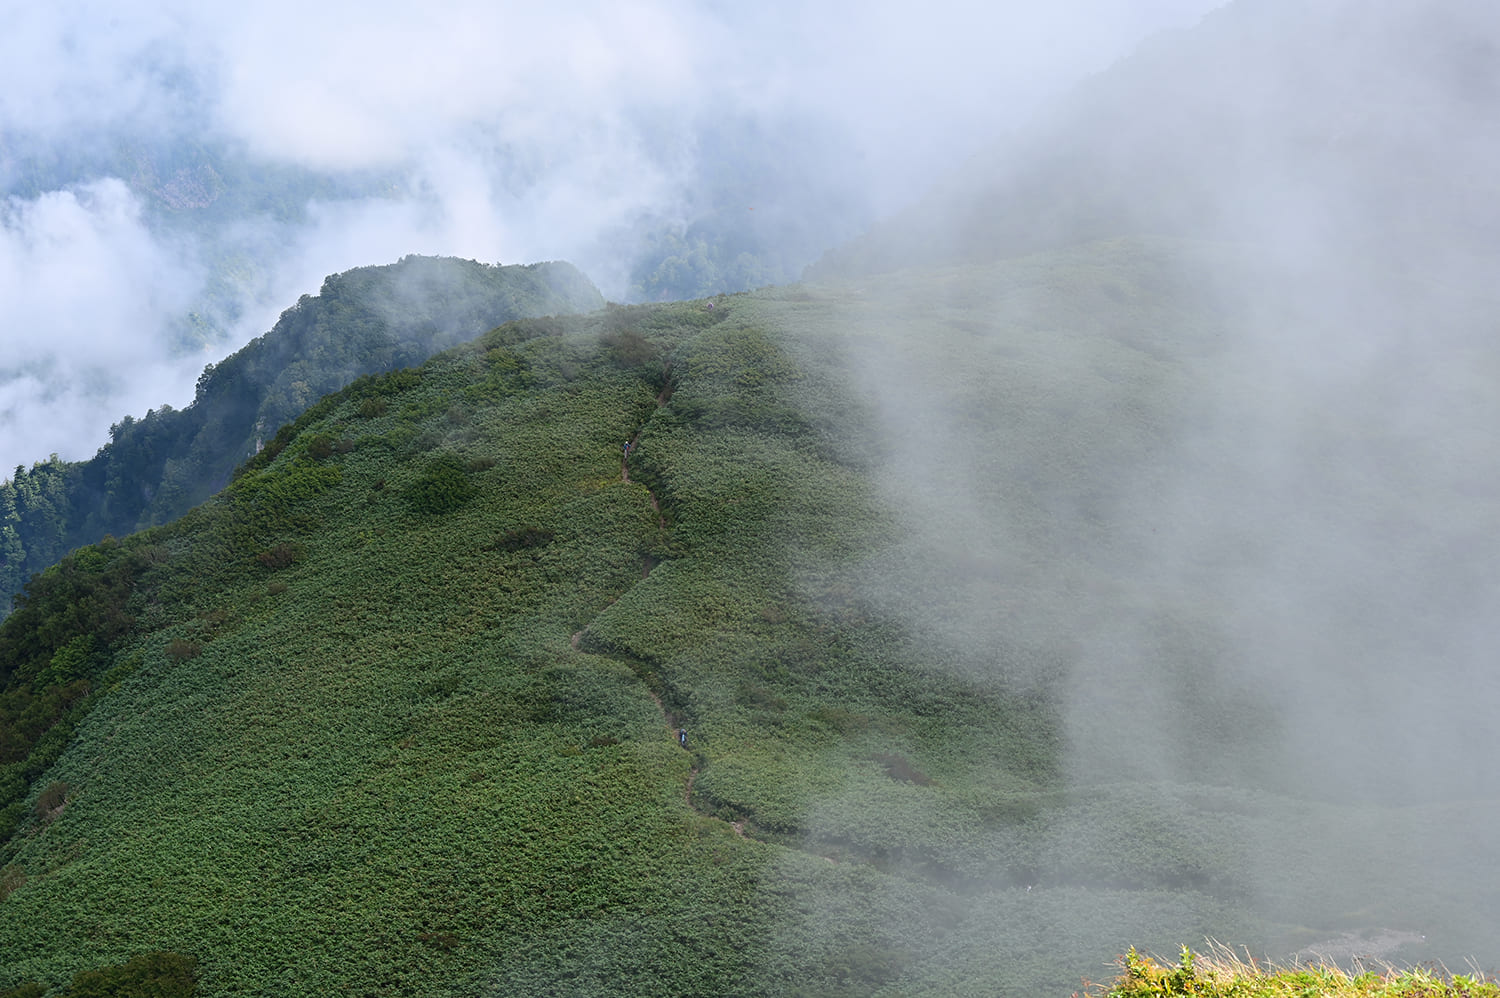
0, 238, 1497, 995
1098, 947, 1500, 998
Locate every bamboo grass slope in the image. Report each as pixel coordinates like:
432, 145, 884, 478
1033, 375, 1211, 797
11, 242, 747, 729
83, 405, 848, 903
0, 240, 1496, 995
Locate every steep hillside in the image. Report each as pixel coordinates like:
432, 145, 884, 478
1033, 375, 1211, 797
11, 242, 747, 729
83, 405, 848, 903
0, 255, 602, 618
0, 239, 1497, 995
4, 1, 1500, 993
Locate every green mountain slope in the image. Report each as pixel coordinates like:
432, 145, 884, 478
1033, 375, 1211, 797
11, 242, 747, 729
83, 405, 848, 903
0, 238, 1497, 994
0, 255, 603, 620
5, 1, 1500, 993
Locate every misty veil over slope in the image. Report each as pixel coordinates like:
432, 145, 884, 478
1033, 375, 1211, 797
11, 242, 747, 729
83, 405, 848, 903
809, 0, 1500, 965
819, 0, 1500, 756
1, 0, 1499, 994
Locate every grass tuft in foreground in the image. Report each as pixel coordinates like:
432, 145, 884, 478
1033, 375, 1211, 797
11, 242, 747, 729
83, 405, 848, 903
1093, 945, 1500, 998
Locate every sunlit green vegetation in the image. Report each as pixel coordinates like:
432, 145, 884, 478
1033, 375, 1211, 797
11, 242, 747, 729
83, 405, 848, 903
1095, 946, 1500, 998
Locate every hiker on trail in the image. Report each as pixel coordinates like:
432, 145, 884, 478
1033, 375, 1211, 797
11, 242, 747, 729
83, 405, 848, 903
678, 728, 688, 748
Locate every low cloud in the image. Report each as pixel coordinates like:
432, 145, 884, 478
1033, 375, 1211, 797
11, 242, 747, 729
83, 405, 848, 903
0, 179, 204, 470
207, 1, 716, 171
0, 0, 1225, 473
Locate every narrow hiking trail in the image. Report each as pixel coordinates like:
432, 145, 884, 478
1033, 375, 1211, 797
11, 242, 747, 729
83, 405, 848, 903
574, 369, 749, 839
568, 365, 840, 856
573, 371, 673, 649
661, 698, 747, 841
621, 374, 674, 489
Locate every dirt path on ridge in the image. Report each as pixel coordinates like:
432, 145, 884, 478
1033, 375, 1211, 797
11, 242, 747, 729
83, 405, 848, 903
587, 374, 746, 839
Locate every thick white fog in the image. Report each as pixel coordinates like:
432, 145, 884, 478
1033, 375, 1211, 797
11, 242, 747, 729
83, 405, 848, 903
817, 0, 1500, 968
0, 0, 1222, 473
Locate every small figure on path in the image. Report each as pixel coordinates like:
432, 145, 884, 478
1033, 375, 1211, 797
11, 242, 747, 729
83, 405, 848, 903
678, 728, 688, 748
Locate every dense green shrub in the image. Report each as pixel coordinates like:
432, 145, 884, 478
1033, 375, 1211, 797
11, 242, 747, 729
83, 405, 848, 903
36, 634, 98, 688
302, 433, 353, 460
487, 526, 556, 552
0, 982, 43, 998
0, 541, 146, 688
0, 256, 607, 624
602, 328, 661, 368
255, 542, 305, 570
349, 367, 423, 400
65, 951, 197, 997
227, 463, 341, 542
405, 453, 475, 515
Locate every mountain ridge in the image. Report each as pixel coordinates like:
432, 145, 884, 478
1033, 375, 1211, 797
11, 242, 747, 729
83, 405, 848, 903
0, 255, 603, 618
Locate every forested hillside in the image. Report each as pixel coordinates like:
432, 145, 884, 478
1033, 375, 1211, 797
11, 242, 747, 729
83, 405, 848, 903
0, 256, 602, 618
